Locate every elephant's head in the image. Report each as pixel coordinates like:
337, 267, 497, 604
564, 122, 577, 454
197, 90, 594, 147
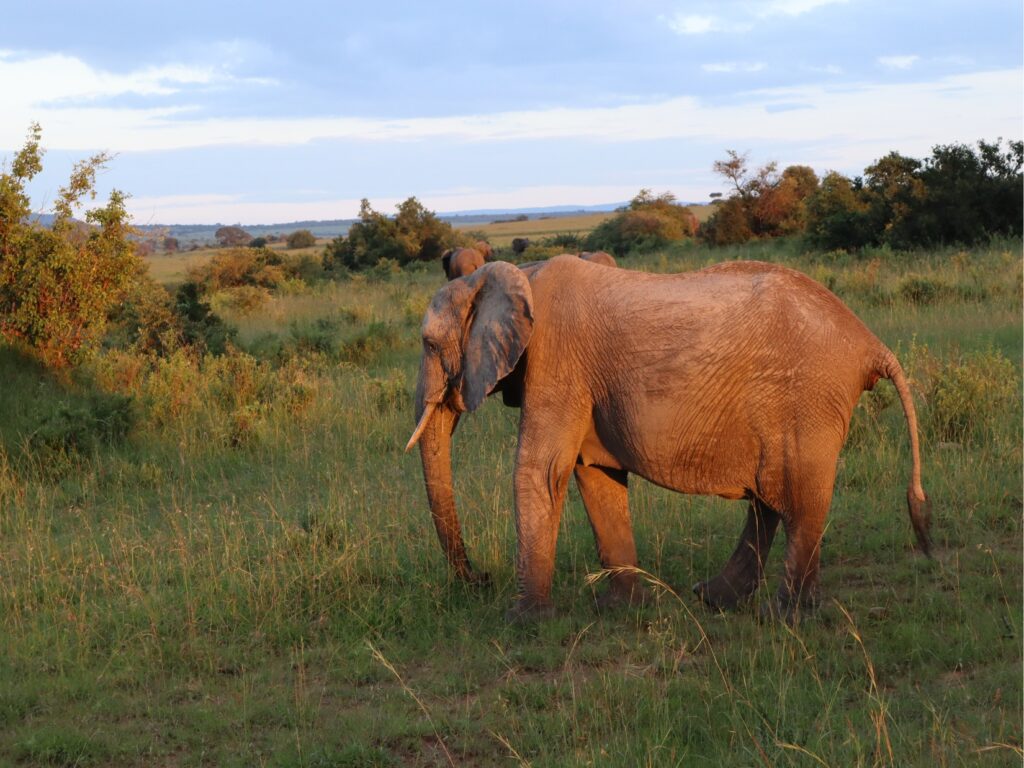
406, 261, 534, 581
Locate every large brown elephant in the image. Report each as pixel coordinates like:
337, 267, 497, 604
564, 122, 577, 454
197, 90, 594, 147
408, 256, 931, 621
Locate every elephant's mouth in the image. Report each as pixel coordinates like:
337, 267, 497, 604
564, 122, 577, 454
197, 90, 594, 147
406, 384, 466, 452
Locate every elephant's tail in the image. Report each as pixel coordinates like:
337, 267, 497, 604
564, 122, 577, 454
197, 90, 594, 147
879, 349, 932, 556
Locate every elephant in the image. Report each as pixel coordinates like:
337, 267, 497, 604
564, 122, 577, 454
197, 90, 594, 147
579, 251, 617, 267
511, 237, 530, 255
441, 244, 489, 280
407, 256, 931, 621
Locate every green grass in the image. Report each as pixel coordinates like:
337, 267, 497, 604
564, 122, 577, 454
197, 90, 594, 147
0, 240, 1020, 766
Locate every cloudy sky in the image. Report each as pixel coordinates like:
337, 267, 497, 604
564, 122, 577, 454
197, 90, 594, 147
2, 0, 1021, 225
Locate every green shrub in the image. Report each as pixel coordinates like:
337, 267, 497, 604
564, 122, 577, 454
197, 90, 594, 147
188, 247, 291, 291
322, 197, 461, 271
543, 233, 583, 250
175, 282, 236, 355
898, 275, 955, 305
927, 349, 1020, 445
584, 190, 697, 256
287, 229, 317, 249
30, 392, 134, 453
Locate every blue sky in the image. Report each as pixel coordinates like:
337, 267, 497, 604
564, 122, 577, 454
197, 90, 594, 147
2, 0, 1021, 224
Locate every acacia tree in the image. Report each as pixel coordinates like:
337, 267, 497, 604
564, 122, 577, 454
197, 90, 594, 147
0, 124, 139, 367
215, 225, 251, 247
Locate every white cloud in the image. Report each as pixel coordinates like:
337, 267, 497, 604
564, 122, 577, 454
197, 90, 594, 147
0, 49, 273, 112
665, 14, 717, 34
5, 67, 1017, 154
702, 62, 767, 73
756, 0, 848, 17
878, 55, 920, 70
664, 0, 847, 35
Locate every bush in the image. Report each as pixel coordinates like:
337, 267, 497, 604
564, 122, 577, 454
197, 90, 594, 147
0, 124, 141, 368
215, 225, 251, 247
31, 392, 134, 453
926, 349, 1019, 445
175, 282, 236, 355
585, 190, 698, 256
286, 229, 317, 249
701, 197, 753, 246
322, 197, 462, 271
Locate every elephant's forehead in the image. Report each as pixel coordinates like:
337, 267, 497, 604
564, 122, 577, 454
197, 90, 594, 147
422, 288, 464, 337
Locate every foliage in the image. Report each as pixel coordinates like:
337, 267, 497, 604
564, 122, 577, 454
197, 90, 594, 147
322, 197, 461, 271
174, 282, 236, 355
584, 189, 698, 256
214, 225, 252, 247
187, 246, 296, 292
286, 229, 317, 249
705, 152, 819, 244
911, 345, 1021, 445
699, 197, 753, 246
804, 139, 1023, 251
0, 124, 140, 368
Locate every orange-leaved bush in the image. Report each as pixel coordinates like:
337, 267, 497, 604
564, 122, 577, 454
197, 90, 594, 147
0, 124, 140, 368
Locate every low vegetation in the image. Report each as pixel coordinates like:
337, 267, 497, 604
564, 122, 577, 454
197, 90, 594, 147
0, 127, 1020, 765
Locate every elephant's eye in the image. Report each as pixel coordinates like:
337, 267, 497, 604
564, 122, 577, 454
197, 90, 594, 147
424, 339, 440, 354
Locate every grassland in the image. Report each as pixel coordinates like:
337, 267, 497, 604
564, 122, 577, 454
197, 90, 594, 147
0, 236, 1020, 766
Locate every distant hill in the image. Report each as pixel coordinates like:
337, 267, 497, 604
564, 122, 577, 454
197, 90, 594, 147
31, 201, 709, 247
128, 203, 638, 246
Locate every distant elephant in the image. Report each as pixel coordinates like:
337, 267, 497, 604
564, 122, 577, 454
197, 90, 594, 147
441, 247, 487, 280
474, 240, 493, 261
579, 251, 617, 267
408, 256, 931, 621
511, 237, 530, 255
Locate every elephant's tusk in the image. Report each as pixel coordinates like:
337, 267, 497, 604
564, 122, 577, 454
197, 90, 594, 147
405, 401, 437, 452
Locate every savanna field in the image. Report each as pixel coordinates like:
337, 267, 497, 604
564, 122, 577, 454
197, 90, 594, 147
0, 220, 1021, 765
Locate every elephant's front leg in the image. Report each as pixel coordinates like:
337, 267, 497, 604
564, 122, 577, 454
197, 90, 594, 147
694, 497, 780, 610
508, 439, 581, 621
573, 464, 644, 608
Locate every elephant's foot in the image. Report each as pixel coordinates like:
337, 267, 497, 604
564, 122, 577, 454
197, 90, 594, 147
594, 580, 650, 612
505, 597, 557, 624
692, 573, 758, 611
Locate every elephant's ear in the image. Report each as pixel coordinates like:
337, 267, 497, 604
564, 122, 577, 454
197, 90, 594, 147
441, 249, 454, 278
461, 262, 534, 412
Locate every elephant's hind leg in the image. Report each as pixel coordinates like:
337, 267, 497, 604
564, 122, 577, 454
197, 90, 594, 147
771, 460, 839, 621
573, 464, 643, 607
694, 497, 780, 610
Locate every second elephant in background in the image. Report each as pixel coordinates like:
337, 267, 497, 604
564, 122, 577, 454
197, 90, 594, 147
442, 242, 493, 280
579, 251, 616, 267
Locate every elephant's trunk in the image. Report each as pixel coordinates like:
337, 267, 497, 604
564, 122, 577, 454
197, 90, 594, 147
414, 396, 487, 583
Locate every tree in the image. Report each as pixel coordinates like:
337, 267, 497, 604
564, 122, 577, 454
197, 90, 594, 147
286, 229, 317, 249
163, 236, 180, 252
803, 171, 872, 250
0, 124, 140, 367
584, 189, 698, 256
323, 197, 461, 271
215, 225, 251, 247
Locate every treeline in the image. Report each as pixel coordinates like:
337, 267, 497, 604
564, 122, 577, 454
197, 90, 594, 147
701, 139, 1023, 252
